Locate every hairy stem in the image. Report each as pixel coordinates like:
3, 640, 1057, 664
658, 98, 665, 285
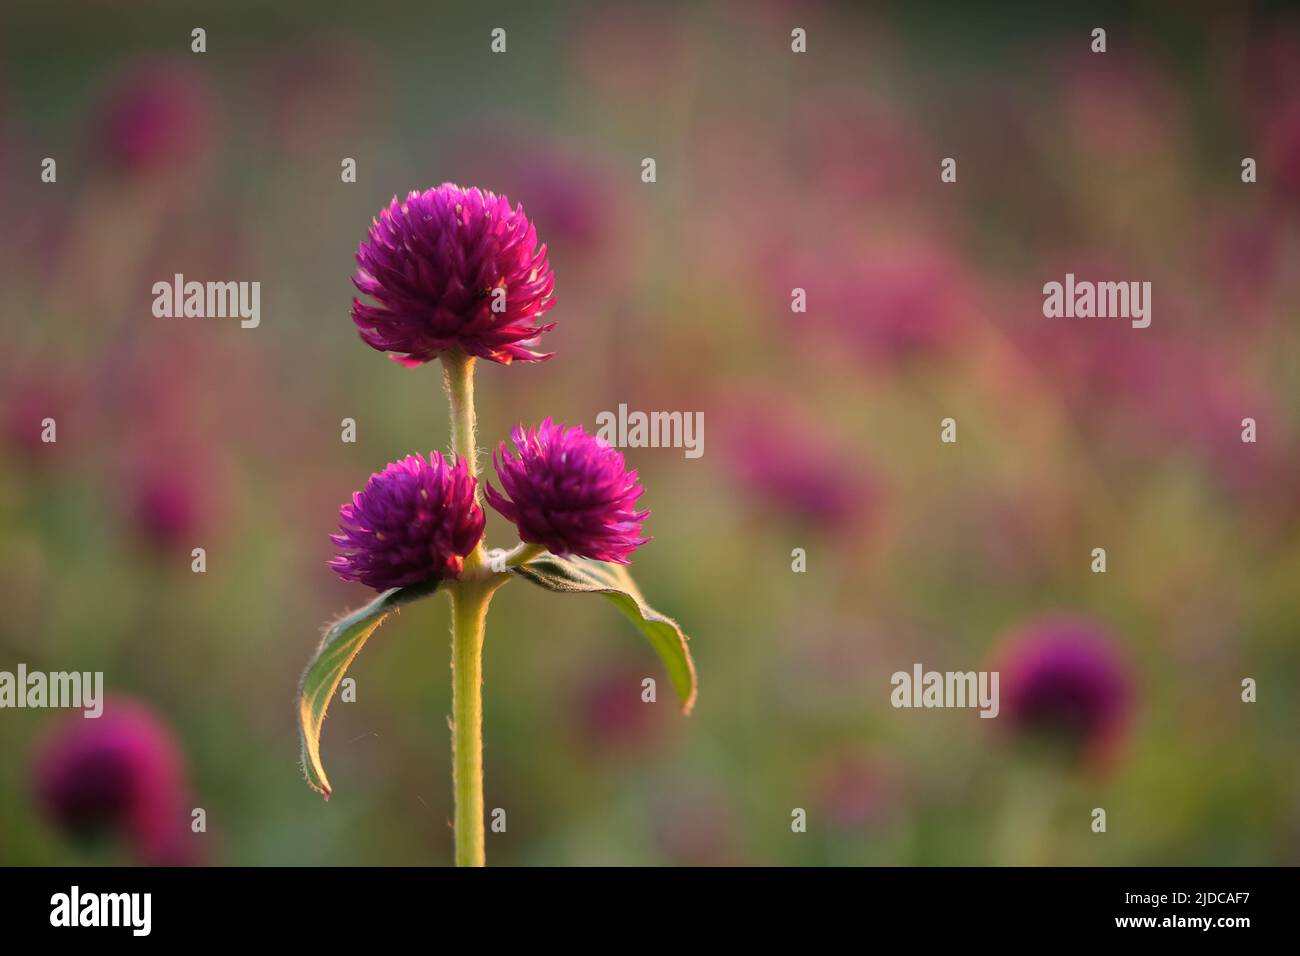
449, 579, 490, 867
442, 348, 486, 574
441, 348, 490, 867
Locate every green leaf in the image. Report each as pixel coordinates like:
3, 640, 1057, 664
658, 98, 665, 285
513, 555, 698, 714
297, 578, 443, 799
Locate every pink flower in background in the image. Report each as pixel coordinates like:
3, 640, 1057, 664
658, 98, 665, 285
94, 60, 214, 175
781, 240, 970, 363
1198, 210, 1284, 324
993, 616, 1133, 770
119, 434, 225, 555
722, 403, 877, 533
502, 159, 608, 255
487, 419, 650, 564
573, 661, 664, 753
330, 452, 485, 591
33, 698, 195, 865
845, 243, 970, 359
3, 371, 75, 464
351, 185, 556, 366
1019, 298, 1298, 506
129, 461, 204, 551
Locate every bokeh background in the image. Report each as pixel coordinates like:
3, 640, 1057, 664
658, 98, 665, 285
2, 0, 1299, 865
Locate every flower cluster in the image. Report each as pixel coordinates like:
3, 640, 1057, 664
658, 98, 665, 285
333, 186, 650, 590
312, 182, 694, 868
330, 424, 651, 589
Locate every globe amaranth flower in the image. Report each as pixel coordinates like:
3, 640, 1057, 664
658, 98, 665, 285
34, 698, 195, 865
486, 418, 649, 564
330, 451, 485, 590
993, 615, 1133, 767
351, 184, 556, 366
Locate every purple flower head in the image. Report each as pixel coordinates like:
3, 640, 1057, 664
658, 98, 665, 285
95, 61, 214, 175
994, 615, 1133, 768
330, 452, 485, 591
33, 698, 194, 865
351, 184, 556, 367
486, 418, 650, 564
119, 437, 220, 556
723, 403, 877, 532
131, 465, 203, 551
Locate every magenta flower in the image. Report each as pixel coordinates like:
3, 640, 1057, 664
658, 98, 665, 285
780, 241, 967, 362
95, 61, 214, 175
34, 698, 194, 865
3, 371, 74, 464
723, 405, 877, 532
330, 452, 485, 590
486, 418, 649, 563
351, 184, 556, 367
994, 616, 1133, 768
130, 465, 204, 551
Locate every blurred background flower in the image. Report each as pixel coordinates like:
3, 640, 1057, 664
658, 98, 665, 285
93, 59, 214, 178
993, 615, 1133, 772
32, 697, 199, 866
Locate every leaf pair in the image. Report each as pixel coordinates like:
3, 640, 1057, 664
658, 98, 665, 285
297, 555, 697, 799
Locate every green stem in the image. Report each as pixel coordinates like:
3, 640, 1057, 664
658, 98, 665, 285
449, 579, 490, 867
441, 347, 492, 867
442, 348, 486, 574
996, 761, 1062, 865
